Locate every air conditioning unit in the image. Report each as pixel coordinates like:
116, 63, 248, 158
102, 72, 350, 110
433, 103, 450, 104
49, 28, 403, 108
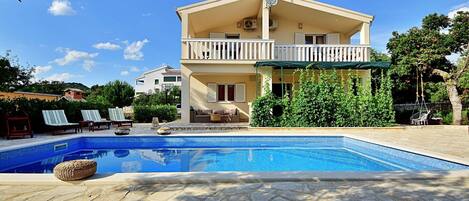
243, 18, 257, 30
269, 19, 278, 30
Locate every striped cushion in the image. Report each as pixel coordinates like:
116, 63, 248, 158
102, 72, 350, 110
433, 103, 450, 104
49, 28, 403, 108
81, 110, 102, 122
108, 108, 126, 121
42, 110, 73, 126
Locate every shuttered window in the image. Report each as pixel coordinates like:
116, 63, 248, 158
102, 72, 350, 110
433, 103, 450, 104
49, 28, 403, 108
235, 84, 245, 102
207, 83, 217, 103
208, 83, 246, 103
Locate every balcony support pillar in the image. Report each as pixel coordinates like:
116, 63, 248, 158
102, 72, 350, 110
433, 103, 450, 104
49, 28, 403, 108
262, 0, 269, 40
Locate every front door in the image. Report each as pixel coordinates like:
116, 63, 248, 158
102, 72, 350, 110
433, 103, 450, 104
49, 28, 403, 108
272, 83, 292, 97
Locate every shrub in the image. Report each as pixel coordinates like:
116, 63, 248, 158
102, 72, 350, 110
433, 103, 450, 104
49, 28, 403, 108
133, 105, 177, 123
0, 98, 112, 132
251, 70, 395, 127
250, 90, 283, 127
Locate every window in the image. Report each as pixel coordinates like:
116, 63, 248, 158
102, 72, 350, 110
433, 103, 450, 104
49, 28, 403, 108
154, 79, 159, 85
217, 85, 225, 101
305, 35, 315, 44
164, 76, 177, 82
305, 34, 326, 45
227, 85, 235, 101
177, 76, 182, 82
212, 84, 243, 102
136, 80, 144, 85
316, 35, 326, 44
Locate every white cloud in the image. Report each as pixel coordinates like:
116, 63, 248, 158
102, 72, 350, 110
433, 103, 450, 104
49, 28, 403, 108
142, 13, 153, 17
93, 42, 121, 50
44, 73, 74, 82
124, 39, 149, 61
449, 3, 469, 19
48, 0, 76, 16
33, 65, 53, 76
120, 70, 130, 76
83, 60, 95, 72
53, 49, 98, 71
130, 66, 140, 72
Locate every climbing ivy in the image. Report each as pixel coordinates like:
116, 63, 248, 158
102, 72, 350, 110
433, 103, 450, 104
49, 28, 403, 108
251, 70, 395, 127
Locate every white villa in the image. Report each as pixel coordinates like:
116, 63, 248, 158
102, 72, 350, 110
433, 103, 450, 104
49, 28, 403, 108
177, 0, 387, 123
134, 65, 182, 95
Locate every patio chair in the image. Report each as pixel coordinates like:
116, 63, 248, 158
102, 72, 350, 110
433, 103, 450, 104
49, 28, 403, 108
108, 108, 133, 127
81, 110, 112, 130
411, 110, 431, 125
42, 110, 80, 134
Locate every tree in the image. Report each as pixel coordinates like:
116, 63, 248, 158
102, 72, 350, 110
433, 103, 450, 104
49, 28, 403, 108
101, 80, 135, 107
133, 86, 181, 106
388, 12, 469, 124
18, 81, 89, 95
0, 51, 33, 91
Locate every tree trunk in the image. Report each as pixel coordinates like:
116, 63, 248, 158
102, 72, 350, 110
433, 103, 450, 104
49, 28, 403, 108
446, 80, 463, 125
432, 69, 463, 125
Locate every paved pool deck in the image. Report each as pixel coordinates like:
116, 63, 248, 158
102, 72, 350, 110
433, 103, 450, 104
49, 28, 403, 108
1, 125, 469, 200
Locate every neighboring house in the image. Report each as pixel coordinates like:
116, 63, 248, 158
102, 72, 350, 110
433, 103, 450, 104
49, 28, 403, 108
134, 65, 182, 95
177, 0, 385, 123
0, 91, 61, 101
62, 88, 86, 102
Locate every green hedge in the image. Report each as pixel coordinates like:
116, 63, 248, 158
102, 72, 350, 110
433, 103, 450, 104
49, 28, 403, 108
0, 98, 112, 132
133, 105, 177, 123
251, 70, 395, 127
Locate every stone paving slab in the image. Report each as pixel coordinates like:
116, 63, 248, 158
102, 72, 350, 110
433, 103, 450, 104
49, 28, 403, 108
2, 178, 469, 201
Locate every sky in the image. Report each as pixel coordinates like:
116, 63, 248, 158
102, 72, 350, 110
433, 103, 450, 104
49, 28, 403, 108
1, 0, 468, 87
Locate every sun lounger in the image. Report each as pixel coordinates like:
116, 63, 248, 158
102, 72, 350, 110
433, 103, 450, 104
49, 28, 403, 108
108, 108, 133, 127
42, 110, 80, 134
81, 110, 112, 130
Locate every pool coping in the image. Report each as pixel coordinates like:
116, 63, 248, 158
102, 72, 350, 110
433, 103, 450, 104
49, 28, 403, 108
1, 133, 469, 184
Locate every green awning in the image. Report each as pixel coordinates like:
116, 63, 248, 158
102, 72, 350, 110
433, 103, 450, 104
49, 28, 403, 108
254, 61, 391, 69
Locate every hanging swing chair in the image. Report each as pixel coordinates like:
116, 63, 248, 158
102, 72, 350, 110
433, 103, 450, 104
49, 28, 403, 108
410, 71, 431, 125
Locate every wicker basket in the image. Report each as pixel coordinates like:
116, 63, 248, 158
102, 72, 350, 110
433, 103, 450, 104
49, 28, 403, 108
53, 160, 97, 181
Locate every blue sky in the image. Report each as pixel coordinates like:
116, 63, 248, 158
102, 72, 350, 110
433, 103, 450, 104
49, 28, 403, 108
1, 0, 468, 87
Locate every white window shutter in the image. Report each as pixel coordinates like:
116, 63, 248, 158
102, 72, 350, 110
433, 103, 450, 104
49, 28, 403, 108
235, 83, 246, 102
294, 32, 305, 44
209, 32, 226, 39
326, 33, 340, 44
207, 83, 217, 103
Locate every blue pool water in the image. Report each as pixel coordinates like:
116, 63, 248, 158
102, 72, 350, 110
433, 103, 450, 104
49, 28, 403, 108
0, 136, 468, 173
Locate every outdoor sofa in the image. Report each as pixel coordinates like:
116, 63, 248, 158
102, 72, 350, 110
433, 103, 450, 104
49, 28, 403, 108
191, 108, 239, 123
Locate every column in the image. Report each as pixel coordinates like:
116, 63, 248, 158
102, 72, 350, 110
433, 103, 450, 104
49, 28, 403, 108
180, 65, 192, 123
259, 67, 272, 95
181, 13, 189, 59
262, 0, 269, 40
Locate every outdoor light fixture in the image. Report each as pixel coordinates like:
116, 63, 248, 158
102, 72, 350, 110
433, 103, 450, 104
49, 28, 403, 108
298, 23, 303, 29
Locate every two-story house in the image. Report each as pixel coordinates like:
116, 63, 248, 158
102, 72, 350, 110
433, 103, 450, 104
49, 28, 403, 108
135, 65, 182, 95
177, 0, 388, 123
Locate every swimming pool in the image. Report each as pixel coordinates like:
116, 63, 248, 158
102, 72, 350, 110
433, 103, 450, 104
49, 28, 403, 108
1, 136, 468, 173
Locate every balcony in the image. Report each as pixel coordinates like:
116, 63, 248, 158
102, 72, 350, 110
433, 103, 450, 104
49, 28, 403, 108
181, 39, 370, 62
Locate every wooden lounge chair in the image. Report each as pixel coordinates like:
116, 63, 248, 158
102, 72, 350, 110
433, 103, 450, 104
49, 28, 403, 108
108, 108, 133, 127
42, 110, 80, 134
81, 110, 112, 131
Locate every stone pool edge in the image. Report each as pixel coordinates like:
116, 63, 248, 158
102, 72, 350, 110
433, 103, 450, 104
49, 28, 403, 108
1, 133, 469, 185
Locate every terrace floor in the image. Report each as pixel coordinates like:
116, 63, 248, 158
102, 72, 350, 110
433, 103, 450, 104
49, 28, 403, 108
1, 124, 469, 200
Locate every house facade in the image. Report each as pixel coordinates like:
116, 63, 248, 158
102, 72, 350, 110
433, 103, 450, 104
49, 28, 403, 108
134, 65, 182, 95
177, 0, 376, 123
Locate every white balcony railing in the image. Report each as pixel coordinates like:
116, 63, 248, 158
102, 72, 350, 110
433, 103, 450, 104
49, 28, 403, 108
275, 44, 370, 62
182, 39, 275, 60
182, 39, 370, 62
